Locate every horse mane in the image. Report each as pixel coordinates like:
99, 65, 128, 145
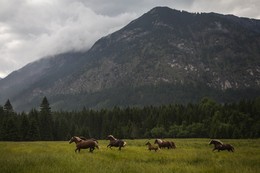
107, 135, 117, 141
209, 139, 223, 145
74, 136, 83, 142
155, 139, 163, 143
79, 136, 87, 140
145, 141, 151, 145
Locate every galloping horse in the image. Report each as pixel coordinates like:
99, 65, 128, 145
69, 136, 99, 153
209, 139, 234, 152
107, 135, 126, 150
154, 139, 176, 149
145, 141, 159, 152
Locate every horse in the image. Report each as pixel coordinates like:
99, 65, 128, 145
69, 136, 99, 153
107, 135, 126, 150
154, 139, 176, 149
209, 139, 234, 152
145, 141, 159, 152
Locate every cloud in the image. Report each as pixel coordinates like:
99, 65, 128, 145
0, 0, 137, 78
189, 0, 260, 18
0, 0, 259, 78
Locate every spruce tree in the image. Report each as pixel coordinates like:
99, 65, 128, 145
4, 117, 20, 141
20, 114, 30, 140
3, 99, 14, 115
28, 119, 40, 141
39, 97, 53, 140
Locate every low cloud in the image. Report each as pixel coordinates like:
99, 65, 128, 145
0, 0, 137, 78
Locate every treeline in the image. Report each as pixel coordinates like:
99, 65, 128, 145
0, 97, 259, 141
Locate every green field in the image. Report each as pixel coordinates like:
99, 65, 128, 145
0, 139, 259, 173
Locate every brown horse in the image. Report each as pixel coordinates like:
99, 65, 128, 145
107, 135, 126, 150
209, 139, 234, 152
154, 139, 176, 149
145, 141, 159, 152
69, 136, 99, 153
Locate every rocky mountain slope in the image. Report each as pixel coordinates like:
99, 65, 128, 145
1, 7, 260, 111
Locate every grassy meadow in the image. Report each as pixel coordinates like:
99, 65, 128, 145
0, 138, 259, 173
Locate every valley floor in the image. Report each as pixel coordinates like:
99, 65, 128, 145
0, 138, 259, 173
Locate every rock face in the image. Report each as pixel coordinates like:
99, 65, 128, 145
0, 7, 260, 111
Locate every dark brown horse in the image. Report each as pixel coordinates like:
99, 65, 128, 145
209, 139, 234, 152
145, 141, 159, 152
107, 135, 126, 150
69, 136, 99, 153
154, 139, 176, 149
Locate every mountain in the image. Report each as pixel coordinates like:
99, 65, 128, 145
1, 7, 260, 112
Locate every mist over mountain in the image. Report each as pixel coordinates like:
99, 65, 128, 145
0, 7, 260, 112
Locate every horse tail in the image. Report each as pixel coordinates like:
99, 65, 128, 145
231, 145, 234, 152
94, 141, 99, 149
123, 141, 127, 147
171, 142, 176, 149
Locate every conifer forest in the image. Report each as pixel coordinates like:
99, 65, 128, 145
0, 97, 259, 141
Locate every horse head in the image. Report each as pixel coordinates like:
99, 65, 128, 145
69, 136, 75, 144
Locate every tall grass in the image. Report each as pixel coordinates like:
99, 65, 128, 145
0, 139, 259, 173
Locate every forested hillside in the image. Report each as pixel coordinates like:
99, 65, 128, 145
0, 97, 259, 141
1, 7, 260, 112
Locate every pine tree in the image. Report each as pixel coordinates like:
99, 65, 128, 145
27, 109, 40, 140
0, 106, 4, 140
0, 105, 4, 117
3, 99, 14, 115
28, 119, 40, 141
39, 97, 53, 140
4, 117, 20, 141
20, 114, 30, 140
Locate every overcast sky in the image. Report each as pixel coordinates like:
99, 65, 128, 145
0, 0, 259, 78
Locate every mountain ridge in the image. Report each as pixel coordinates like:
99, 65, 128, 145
0, 7, 260, 111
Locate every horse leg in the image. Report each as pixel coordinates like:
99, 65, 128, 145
75, 147, 80, 153
107, 144, 113, 149
75, 148, 80, 153
229, 148, 234, 152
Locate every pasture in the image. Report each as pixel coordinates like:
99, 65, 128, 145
0, 138, 259, 173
